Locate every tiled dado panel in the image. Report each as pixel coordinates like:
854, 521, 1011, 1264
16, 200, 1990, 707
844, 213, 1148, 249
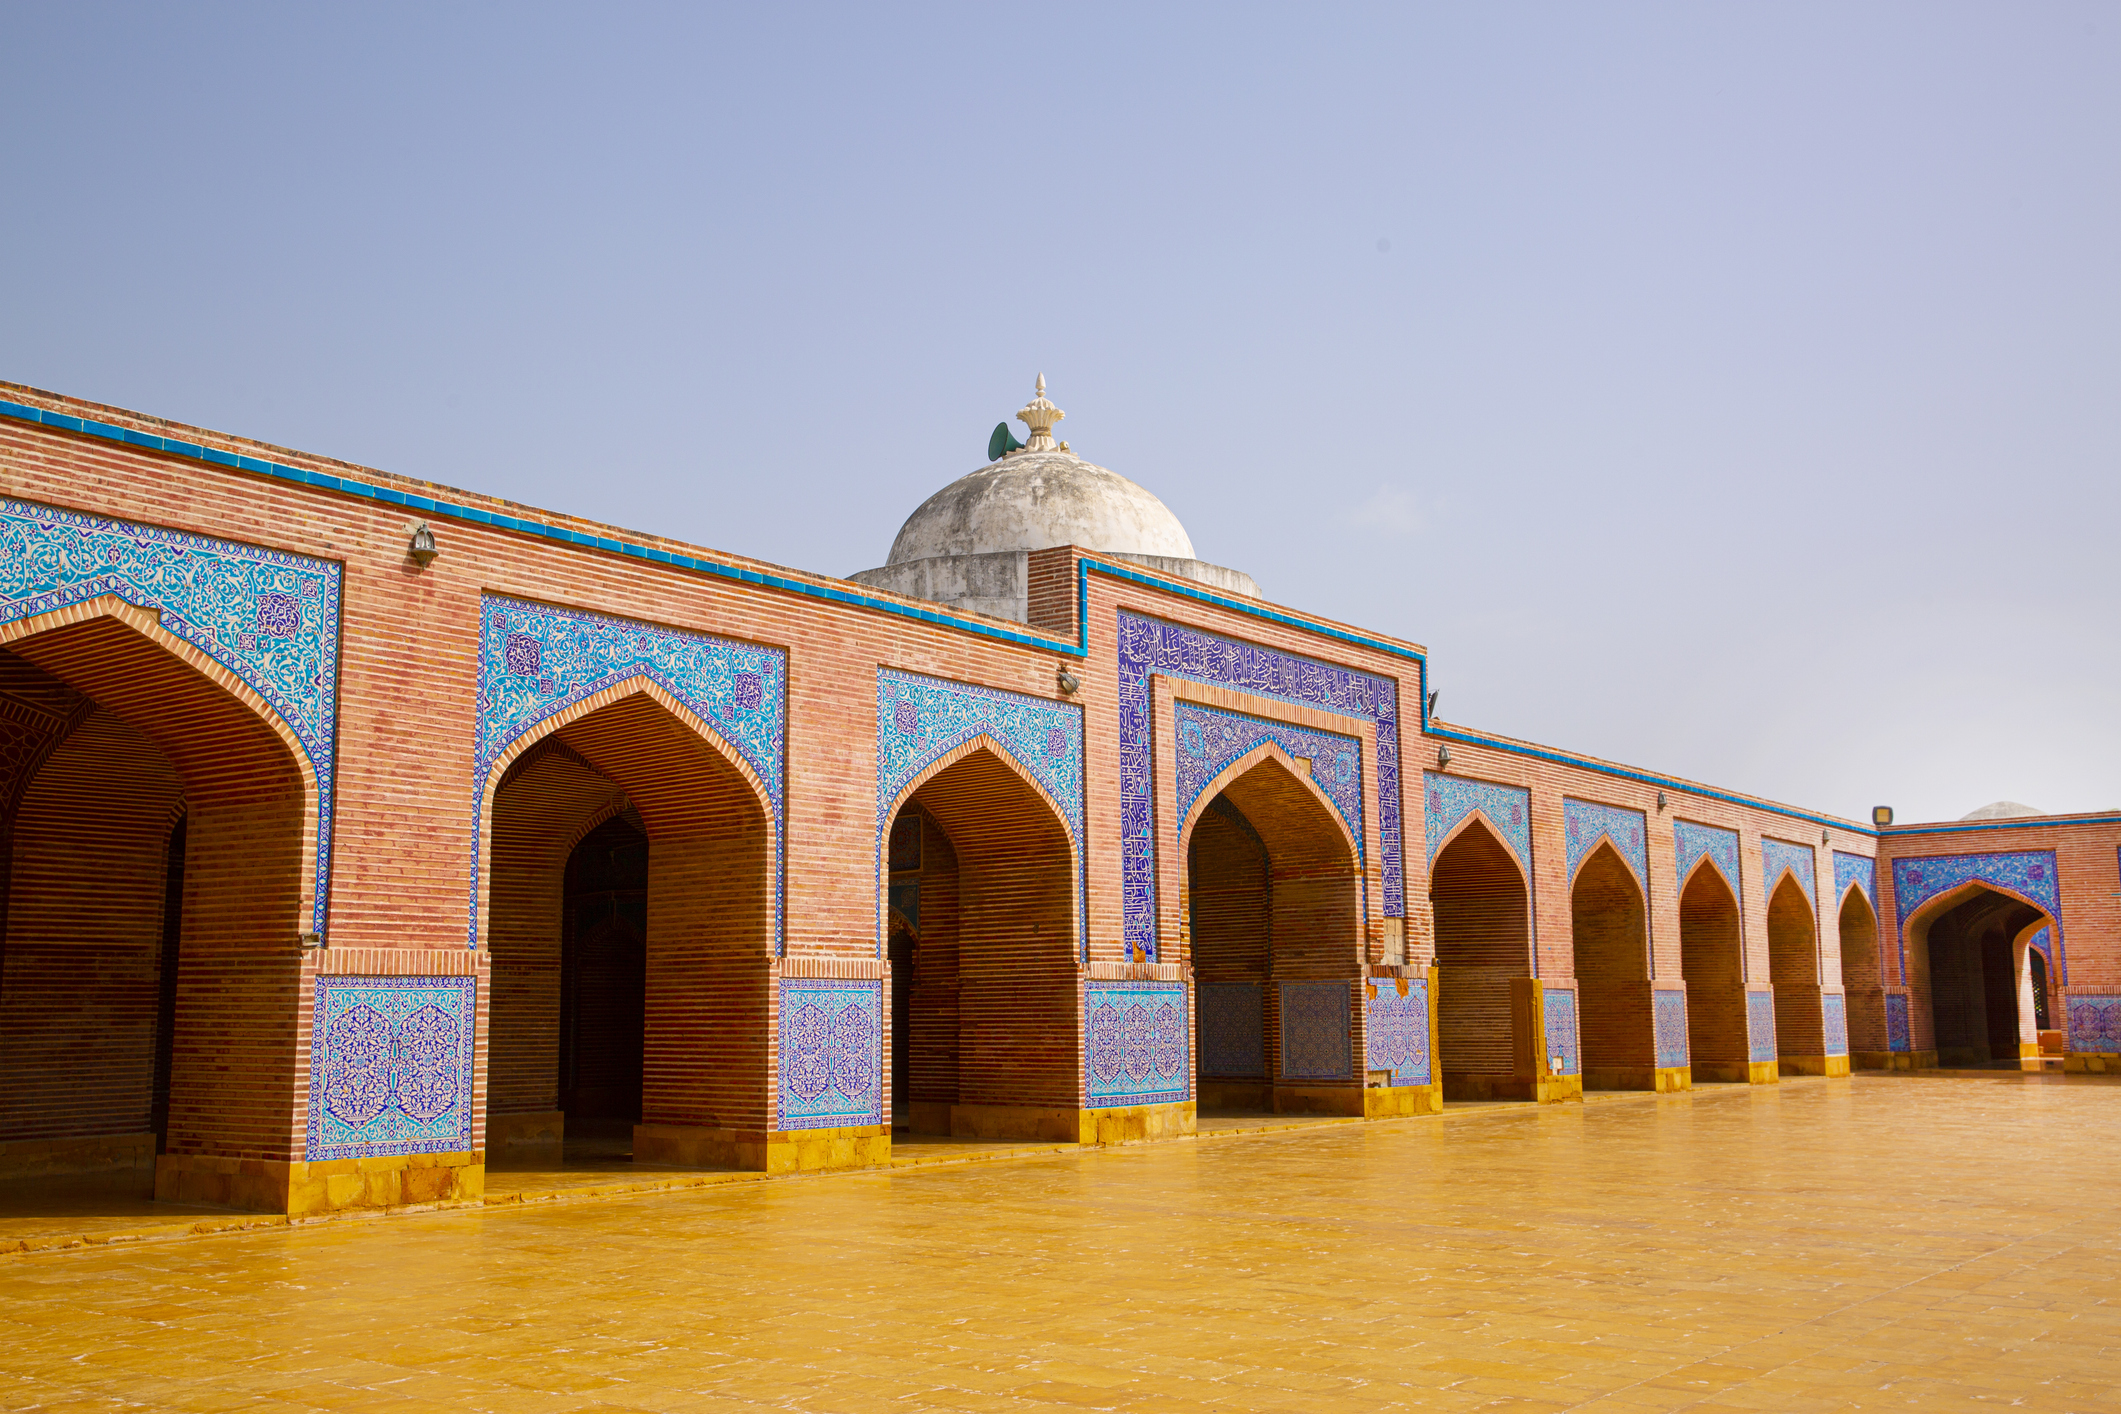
306, 976, 477, 1161
1886, 993, 1912, 1052
1675, 820, 1740, 893
0, 496, 341, 931
1654, 990, 1689, 1069
1542, 988, 1580, 1075
1833, 851, 1877, 907
1564, 799, 1646, 884
1176, 700, 1364, 850
1422, 773, 1530, 872
777, 978, 882, 1130
1822, 993, 1850, 1057
1892, 850, 2066, 982
1747, 991, 1778, 1063
1761, 837, 1817, 906
1085, 981, 1190, 1108
876, 668, 1085, 958
2067, 996, 2121, 1055
472, 594, 787, 949
1278, 981, 1352, 1081
1364, 976, 1430, 1086
1199, 982, 1265, 1078
1118, 611, 1403, 961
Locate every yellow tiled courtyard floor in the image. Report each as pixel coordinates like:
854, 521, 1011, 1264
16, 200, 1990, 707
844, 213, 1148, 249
3, 1074, 2117, 1412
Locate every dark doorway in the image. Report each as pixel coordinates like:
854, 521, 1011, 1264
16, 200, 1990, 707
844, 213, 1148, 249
2029, 949, 2051, 1031
149, 813, 186, 1153
560, 813, 647, 1135
1920, 888, 2042, 1066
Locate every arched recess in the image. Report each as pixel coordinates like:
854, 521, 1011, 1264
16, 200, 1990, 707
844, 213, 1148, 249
1766, 873, 1826, 1069
883, 804, 958, 1132
481, 677, 773, 1165
880, 735, 1078, 1138
1179, 742, 1361, 1113
1570, 841, 1654, 1090
1836, 887, 1886, 1058
1678, 860, 1749, 1081
1428, 813, 1531, 1100
1904, 881, 2049, 1067
0, 599, 313, 1197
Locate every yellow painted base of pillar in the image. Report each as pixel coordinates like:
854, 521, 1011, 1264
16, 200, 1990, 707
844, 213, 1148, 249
1363, 1084, 1442, 1118
2065, 1053, 2121, 1074
763, 1126, 891, 1174
1853, 1051, 1918, 1071
1748, 1061, 1781, 1084
1080, 1101, 1195, 1144
0, 1132, 156, 1199
487, 1110, 564, 1167
155, 1150, 484, 1216
1536, 1073, 1583, 1103
1654, 1066, 1691, 1093
1779, 1055, 1843, 1077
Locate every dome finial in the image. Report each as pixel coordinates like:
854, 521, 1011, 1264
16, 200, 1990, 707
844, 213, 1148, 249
1016, 374, 1066, 454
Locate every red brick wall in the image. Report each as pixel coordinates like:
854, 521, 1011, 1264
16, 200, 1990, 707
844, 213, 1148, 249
1678, 866, 1747, 1068
1429, 819, 1528, 1079
1837, 891, 1885, 1052
1572, 844, 1652, 1078
1187, 806, 1270, 986
1766, 876, 1823, 1055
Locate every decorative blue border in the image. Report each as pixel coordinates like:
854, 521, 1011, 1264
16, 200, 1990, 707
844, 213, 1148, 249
1118, 611, 1402, 961
875, 668, 1086, 960
1746, 991, 1777, 1064
1891, 850, 2065, 984
1833, 851, 1876, 907
1761, 838, 1816, 907
0, 496, 341, 933
1885, 993, 1911, 1053
472, 594, 786, 952
1654, 989, 1689, 1070
1822, 993, 1849, 1057
1364, 977, 1431, 1086
777, 978, 882, 1130
1564, 798, 1646, 885
1542, 989, 1579, 1076
1085, 980, 1190, 1107
1199, 982, 1265, 1079
306, 975, 476, 1161
2067, 995, 2121, 1055
1278, 980, 1352, 1081
1674, 820, 1740, 894
1176, 701, 1364, 911
1422, 772, 1530, 873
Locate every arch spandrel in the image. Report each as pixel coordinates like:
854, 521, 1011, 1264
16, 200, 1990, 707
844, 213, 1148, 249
1423, 772, 1530, 877
1891, 851, 2067, 983
1564, 799, 1648, 890
1177, 739, 1361, 881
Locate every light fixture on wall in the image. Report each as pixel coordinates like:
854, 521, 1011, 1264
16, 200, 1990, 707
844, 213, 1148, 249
1056, 666, 1080, 695
1822, 828, 1831, 844
408, 522, 439, 568
1872, 805, 1894, 828
1656, 790, 1667, 811
297, 931, 324, 950
1436, 744, 1450, 770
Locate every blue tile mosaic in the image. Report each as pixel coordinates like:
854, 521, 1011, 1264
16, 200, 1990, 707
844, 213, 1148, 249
1747, 991, 1778, 1064
1892, 850, 2066, 984
1176, 700, 1364, 861
1422, 773, 1530, 873
0, 497, 342, 933
1832, 851, 1876, 907
1278, 981, 1351, 1081
1364, 976, 1431, 1086
1760, 838, 1817, 907
1674, 820, 1740, 894
778, 978, 882, 1129
1822, 992, 1849, 1057
876, 668, 1085, 959
306, 976, 476, 1161
1118, 612, 1403, 961
1542, 989, 1579, 1076
473, 595, 787, 950
1564, 798, 1646, 885
2067, 995, 2121, 1055
1654, 989, 1689, 1070
1086, 980, 1190, 1107
1199, 981, 1265, 1078
1885, 993, 1911, 1052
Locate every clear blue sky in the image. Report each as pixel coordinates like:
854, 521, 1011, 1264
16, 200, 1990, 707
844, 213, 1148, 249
5, 4, 2115, 825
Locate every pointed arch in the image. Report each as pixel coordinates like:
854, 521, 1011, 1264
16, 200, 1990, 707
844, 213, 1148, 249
1678, 854, 1748, 1079
1571, 838, 1655, 1089
1431, 811, 1534, 1096
1177, 738, 1360, 875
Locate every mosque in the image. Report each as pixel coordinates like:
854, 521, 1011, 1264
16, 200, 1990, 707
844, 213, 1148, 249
0, 375, 2114, 1216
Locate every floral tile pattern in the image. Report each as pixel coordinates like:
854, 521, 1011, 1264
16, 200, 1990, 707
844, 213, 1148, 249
1886, 993, 1911, 1053
1542, 989, 1579, 1076
1654, 990, 1689, 1070
1564, 798, 1646, 885
1364, 977, 1431, 1086
1086, 981, 1190, 1107
1747, 991, 1778, 1064
1891, 851, 2066, 984
1822, 993, 1849, 1057
1833, 851, 1876, 907
475, 594, 787, 950
1199, 982, 1265, 1079
1422, 772, 1530, 873
1278, 981, 1351, 1081
2067, 995, 2121, 1055
778, 978, 882, 1130
1761, 838, 1817, 907
1675, 820, 1741, 894
1118, 611, 1403, 961
0, 497, 342, 933
306, 976, 476, 1161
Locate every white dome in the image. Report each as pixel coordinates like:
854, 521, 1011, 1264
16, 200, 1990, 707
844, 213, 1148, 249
886, 449, 1197, 565
1960, 801, 2045, 821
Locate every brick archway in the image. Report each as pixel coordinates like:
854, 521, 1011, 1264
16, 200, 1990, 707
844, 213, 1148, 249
1904, 881, 2052, 1067
1571, 839, 1655, 1091
1429, 813, 1532, 1100
1679, 858, 1748, 1081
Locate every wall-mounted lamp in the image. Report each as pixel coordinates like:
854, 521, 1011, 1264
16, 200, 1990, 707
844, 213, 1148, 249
408, 522, 439, 568
1822, 828, 1831, 844
1656, 790, 1667, 811
297, 931, 324, 950
1056, 666, 1080, 696
1872, 805, 1894, 828
1436, 744, 1451, 770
